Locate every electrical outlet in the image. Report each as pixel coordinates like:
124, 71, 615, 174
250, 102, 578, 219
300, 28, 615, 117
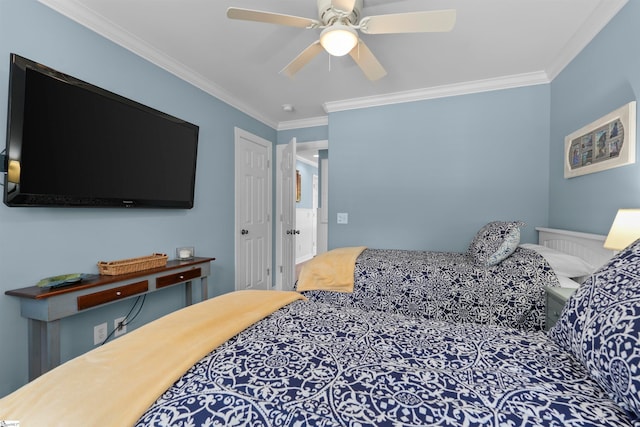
114, 317, 127, 337
94, 322, 107, 345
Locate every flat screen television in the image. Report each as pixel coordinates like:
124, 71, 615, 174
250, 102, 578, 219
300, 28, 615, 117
3, 53, 199, 208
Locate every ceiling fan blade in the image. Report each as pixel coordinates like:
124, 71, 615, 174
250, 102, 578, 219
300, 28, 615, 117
227, 8, 320, 28
349, 40, 387, 81
280, 41, 325, 78
331, 0, 357, 15
360, 9, 456, 34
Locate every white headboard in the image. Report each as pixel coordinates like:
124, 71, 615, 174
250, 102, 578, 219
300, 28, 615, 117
536, 227, 615, 271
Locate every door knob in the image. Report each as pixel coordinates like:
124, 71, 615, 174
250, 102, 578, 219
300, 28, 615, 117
241, 229, 249, 235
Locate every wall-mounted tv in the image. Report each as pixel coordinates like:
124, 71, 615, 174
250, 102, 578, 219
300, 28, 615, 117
4, 53, 199, 208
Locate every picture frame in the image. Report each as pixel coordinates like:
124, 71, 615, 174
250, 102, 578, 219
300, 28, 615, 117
564, 101, 636, 178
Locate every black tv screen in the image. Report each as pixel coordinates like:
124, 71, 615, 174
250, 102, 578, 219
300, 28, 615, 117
4, 53, 199, 208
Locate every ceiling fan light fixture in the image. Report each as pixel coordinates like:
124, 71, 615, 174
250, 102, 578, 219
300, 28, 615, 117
320, 24, 358, 56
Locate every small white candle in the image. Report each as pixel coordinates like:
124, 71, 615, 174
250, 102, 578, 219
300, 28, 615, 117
179, 249, 191, 259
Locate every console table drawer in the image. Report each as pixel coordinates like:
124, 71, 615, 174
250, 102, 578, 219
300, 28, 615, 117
156, 268, 201, 289
77, 280, 148, 310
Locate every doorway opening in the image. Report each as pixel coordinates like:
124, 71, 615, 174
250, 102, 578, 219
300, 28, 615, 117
276, 139, 328, 290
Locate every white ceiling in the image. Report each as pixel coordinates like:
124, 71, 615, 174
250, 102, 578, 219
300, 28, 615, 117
39, 0, 627, 130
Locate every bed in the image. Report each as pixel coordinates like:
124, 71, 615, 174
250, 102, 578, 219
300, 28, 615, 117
297, 223, 604, 331
2, 228, 638, 427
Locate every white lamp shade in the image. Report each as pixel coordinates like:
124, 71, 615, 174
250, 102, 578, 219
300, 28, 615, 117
320, 24, 358, 57
603, 209, 640, 250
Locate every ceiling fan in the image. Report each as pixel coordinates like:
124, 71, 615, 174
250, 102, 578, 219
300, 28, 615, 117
227, 0, 456, 81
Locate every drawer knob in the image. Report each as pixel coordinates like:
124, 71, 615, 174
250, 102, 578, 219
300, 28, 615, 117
179, 275, 184, 280
116, 291, 122, 296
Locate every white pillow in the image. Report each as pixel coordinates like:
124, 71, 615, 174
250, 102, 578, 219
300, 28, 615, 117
519, 243, 595, 278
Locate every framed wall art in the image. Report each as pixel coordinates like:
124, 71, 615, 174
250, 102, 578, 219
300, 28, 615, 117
564, 101, 636, 178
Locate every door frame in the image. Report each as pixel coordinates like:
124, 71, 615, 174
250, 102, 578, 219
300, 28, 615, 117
275, 139, 328, 289
234, 127, 273, 291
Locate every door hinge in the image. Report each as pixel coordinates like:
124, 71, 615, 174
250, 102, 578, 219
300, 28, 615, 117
267, 268, 270, 277
279, 265, 283, 273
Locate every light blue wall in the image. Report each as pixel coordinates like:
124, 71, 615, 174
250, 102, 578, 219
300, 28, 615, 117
549, 1, 640, 235
328, 86, 551, 252
0, 0, 275, 397
296, 161, 318, 209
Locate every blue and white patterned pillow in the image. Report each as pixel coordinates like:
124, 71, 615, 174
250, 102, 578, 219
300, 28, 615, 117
548, 238, 640, 419
467, 221, 525, 266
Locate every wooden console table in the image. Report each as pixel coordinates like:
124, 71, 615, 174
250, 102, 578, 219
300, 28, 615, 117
6, 256, 215, 380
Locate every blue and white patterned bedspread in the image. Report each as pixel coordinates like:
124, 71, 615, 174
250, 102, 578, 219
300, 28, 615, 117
301, 247, 558, 331
136, 300, 634, 426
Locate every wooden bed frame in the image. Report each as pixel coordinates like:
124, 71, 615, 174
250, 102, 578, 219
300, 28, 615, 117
536, 227, 615, 278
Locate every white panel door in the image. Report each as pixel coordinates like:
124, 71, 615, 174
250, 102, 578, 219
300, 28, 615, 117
235, 128, 271, 291
280, 137, 296, 291
316, 157, 329, 254
312, 174, 318, 255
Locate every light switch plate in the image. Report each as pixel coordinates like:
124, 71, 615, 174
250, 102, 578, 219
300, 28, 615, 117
337, 213, 348, 224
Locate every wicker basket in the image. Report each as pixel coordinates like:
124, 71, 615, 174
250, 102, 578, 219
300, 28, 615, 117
98, 253, 168, 276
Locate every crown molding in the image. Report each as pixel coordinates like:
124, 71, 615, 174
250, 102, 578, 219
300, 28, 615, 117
545, 0, 628, 80
37, 0, 278, 129
38, 0, 627, 130
277, 116, 328, 131
323, 71, 550, 113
